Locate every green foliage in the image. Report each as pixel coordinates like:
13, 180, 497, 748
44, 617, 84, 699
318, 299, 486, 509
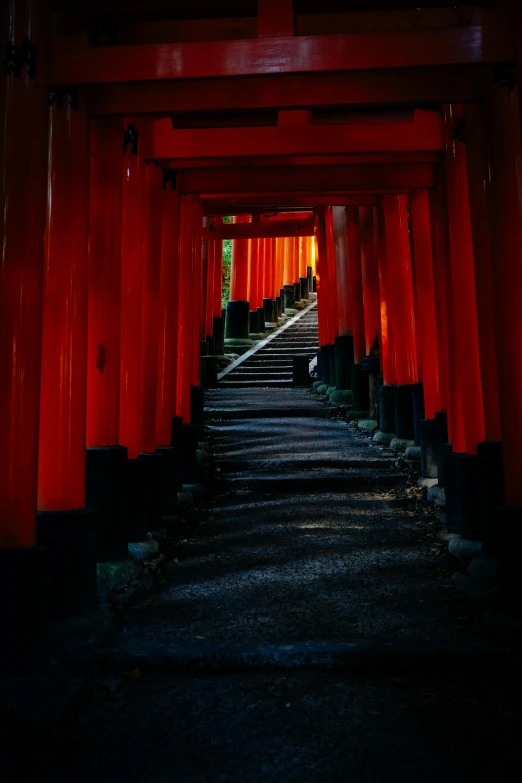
221, 217, 232, 309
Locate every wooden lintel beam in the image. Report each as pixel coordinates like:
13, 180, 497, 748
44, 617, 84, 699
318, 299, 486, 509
87, 66, 484, 116
164, 152, 441, 169
145, 110, 442, 159
203, 217, 314, 240
178, 164, 434, 195
52, 22, 511, 85
202, 195, 381, 214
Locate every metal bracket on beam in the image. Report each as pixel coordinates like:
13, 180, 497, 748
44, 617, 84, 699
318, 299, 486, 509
452, 117, 465, 144
123, 124, 139, 155
2, 39, 38, 79
49, 86, 79, 110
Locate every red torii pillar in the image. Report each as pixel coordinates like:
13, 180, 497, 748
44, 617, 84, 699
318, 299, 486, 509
382, 195, 418, 438
331, 207, 354, 392
314, 207, 337, 388
0, 0, 50, 666
484, 69, 522, 597
229, 215, 250, 301
375, 203, 397, 389
359, 206, 381, 418
86, 117, 128, 563
156, 171, 181, 447
410, 190, 442, 470
37, 92, 96, 619
212, 240, 224, 354
346, 207, 369, 409
442, 103, 486, 540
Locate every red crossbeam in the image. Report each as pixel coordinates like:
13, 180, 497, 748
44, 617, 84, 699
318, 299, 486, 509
203, 216, 314, 240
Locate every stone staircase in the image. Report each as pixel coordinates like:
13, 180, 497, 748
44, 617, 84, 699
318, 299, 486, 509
218, 302, 319, 388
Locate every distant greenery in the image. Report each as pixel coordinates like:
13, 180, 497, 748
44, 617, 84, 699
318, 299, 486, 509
221, 216, 232, 309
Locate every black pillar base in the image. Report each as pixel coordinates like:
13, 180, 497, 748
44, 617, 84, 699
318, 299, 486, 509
249, 310, 259, 333
412, 382, 425, 446
420, 419, 438, 478
328, 343, 336, 387
126, 455, 161, 541
495, 506, 522, 604
444, 453, 480, 539
171, 415, 183, 447
200, 356, 218, 389
280, 288, 285, 313
276, 296, 283, 317
394, 384, 415, 440
307, 265, 313, 289
155, 446, 183, 513
316, 350, 322, 380
351, 363, 370, 410
319, 345, 332, 385
191, 384, 205, 437
177, 424, 199, 483
435, 410, 449, 487
476, 441, 505, 558
293, 355, 311, 386
284, 284, 295, 309
334, 335, 354, 390
225, 300, 250, 341
0, 547, 48, 672
206, 334, 216, 356
379, 384, 396, 434
263, 297, 275, 324
294, 282, 301, 303
255, 306, 265, 332
86, 445, 128, 563
299, 276, 309, 300
212, 316, 225, 356
200, 340, 209, 357
37, 508, 97, 620
312, 275, 317, 293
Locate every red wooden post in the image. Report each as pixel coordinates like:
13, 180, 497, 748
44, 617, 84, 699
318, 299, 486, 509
205, 239, 216, 339
375, 205, 395, 385
346, 207, 365, 363
486, 74, 522, 505
283, 236, 294, 286
248, 238, 259, 308
463, 103, 502, 443
383, 195, 418, 385
332, 207, 351, 337
442, 104, 485, 455
138, 162, 162, 454
0, 0, 49, 549
200, 223, 209, 341
229, 215, 250, 301
212, 241, 224, 318
87, 118, 123, 449
410, 191, 441, 419
263, 236, 272, 303
359, 207, 381, 358
314, 208, 332, 346
120, 119, 145, 458
325, 207, 339, 339
156, 172, 180, 447
38, 96, 90, 512
190, 198, 204, 388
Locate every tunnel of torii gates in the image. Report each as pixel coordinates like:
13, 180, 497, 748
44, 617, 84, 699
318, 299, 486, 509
2, 0, 522, 663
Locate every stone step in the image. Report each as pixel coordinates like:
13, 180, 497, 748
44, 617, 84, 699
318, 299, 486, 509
215, 468, 402, 493
218, 379, 294, 388
215, 456, 395, 472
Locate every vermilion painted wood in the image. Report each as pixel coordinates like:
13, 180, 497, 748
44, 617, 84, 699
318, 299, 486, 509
138, 163, 163, 455
346, 208, 366, 363
203, 217, 314, 240
375, 204, 396, 385
258, 0, 294, 37
145, 111, 443, 159
410, 191, 441, 419
166, 154, 442, 171
325, 207, 339, 345
156, 182, 181, 447
359, 207, 381, 358
120, 119, 145, 459
205, 240, 216, 338
212, 241, 224, 318
442, 104, 485, 455
178, 164, 434, 194
314, 208, 332, 346
332, 207, 351, 337
263, 238, 273, 304
51, 24, 511, 85
428, 176, 452, 422
203, 195, 381, 213
283, 236, 294, 287
87, 118, 123, 449
176, 196, 193, 423
256, 239, 265, 308
464, 103, 502, 443
274, 238, 285, 298
190, 199, 204, 387
298, 236, 307, 279
383, 195, 418, 385
87, 67, 483, 117
247, 238, 258, 309
229, 215, 251, 301
486, 79, 522, 505
38, 99, 90, 511
0, 0, 49, 547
